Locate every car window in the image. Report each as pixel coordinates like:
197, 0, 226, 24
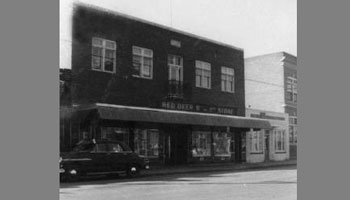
93, 143, 108, 153
108, 143, 124, 153
73, 142, 94, 152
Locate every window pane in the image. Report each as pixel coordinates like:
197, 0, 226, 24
227, 81, 232, 92
133, 46, 141, 55
105, 49, 115, 58
92, 38, 103, 46
132, 55, 141, 75
148, 130, 159, 157
203, 78, 208, 88
143, 49, 153, 57
105, 40, 116, 49
196, 75, 201, 87
176, 56, 182, 66
96, 144, 108, 152
142, 65, 151, 77
92, 46, 102, 56
192, 131, 211, 157
109, 144, 123, 152
221, 80, 225, 91
213, 132, 231, 157
92, 56, 102, 70
134, 129, 159, 158
104, 58, 114, 72
143, 57, 152, 66
169, 66, 178, 80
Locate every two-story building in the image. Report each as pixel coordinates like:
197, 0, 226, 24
245, 52, 297, 162
60, 3, 271, 166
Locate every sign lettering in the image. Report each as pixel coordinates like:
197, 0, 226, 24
160, 101, 237, 116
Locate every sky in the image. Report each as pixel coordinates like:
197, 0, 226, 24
60, 0, 297, 69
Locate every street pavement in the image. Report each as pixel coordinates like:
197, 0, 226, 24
60, 165, 297, 200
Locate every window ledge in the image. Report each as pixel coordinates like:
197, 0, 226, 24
250, 152, 264, 155
132, 74, 153, 80
91, 68, 116, 74
275, 151, 287, 154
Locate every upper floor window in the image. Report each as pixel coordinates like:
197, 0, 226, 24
91, 37, 116, 73
287, 76, 297, 103
221, 67, 235, 93
168, 55, 183, 81
132, 46, 153, 79
195, 61, 211, 89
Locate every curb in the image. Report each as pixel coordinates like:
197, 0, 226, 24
143, 161, 297, 177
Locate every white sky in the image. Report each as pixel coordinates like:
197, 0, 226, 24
60, 0, 297, 69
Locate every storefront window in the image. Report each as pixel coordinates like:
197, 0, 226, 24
250, 130, 263, 153
134, 129, 159, 158
101, 127, 129, 145
213, 132, 231, 157
192, 131, 212, 157
274, 129, 286, 152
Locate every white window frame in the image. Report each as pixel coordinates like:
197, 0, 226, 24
132, 46, 153, 79
274, 129, 286, 152
91, 37, 116, 73
168, 54, 183, 81
250, 130, 263, 153
221, 66, 235, 93
195, 60, 211, 89
289, 116, 298, 144
287, 76, 297, 103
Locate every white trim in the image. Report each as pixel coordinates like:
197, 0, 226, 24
93, 103, 269, 122
132, 46, 153, 79
91, 37, 116, 74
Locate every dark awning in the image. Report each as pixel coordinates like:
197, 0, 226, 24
76, 103, 271, 129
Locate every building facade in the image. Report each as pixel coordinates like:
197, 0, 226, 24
60, 4, 271, 166
245, 52, 297, 161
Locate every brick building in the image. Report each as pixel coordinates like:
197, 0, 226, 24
60, 3, 271, 166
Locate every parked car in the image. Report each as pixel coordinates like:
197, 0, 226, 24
59, 139, 149, 181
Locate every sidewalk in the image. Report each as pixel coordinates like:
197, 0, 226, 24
143, 159, 297, 177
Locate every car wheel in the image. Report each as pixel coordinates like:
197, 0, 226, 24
127, 164, 140, 178
65, 168, 80, 182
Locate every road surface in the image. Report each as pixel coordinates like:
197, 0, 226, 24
60, 165, 297, 200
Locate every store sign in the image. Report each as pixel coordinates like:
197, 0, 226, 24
160, 101, 237, 115
250, 112, 285, 121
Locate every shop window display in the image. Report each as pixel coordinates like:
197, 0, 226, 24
192, 131, 212, 157
134, 129, 159, 158
101, 127, 129, 145
213, 132, 231, 157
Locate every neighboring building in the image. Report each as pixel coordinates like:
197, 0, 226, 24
245, 52, 297, 161
59, 3, 271, 166
245, 109, 289, 162
59, 68, 73, 152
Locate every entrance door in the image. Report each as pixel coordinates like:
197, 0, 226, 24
164, 127, 188, 165
265, 131, 270, 161
234, 131, 246, 163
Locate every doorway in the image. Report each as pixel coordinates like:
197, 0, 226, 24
164, 126, 188, 165
265, 130, 270, 161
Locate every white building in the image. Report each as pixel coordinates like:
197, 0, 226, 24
245, 52, 297, 162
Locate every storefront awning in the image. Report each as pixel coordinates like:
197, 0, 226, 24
76, 103, 271, 129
